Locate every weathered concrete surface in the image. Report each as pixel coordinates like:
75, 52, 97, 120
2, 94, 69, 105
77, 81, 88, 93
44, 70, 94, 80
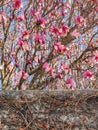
0, 90, 98, 130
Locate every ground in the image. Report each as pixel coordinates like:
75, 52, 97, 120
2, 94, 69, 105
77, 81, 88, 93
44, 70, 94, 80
0, 90, 98, 130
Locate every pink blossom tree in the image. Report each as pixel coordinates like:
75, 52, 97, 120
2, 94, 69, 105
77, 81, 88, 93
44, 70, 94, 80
0, 0, 98, 90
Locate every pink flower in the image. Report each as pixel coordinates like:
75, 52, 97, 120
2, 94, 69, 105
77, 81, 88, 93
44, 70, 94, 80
71, 29, 80, 38
22, 30, 29, 37
17, 15, 24, 21
22, 42, 29, 51
14, 73, 21, 85
51, 25, 69, 37
60, 64, 70, 72
58, 71, 62, 79
51, 27, 60, 35
66, 78, 74, 85
11, 51, 16, 59
21, 84, 27, 90
60, 25, 69, 37
53, 42, 68, 55
75, 16, 86, 27
26, 59, 32, 64
64, 3, 71, 10
35, 32, 45, 44
84, 70, 94, 79
18, 40, 29, 51
3, 58, 7, 62
22, 30, 29, 40
18, 40, 23, 47
15, 63, 19, 68
9, 16, 13, 20
61, 10, 67, 16
0, 11, 7, 24
43, 63, 55, 78
8, 63, 13, 71
36, 17, 46, 28
49, 67, 55, 78
66, 78, 76, 90
31, 10, 36, 16
14, 0, 23, 10
95, 7, 98, 12
94, 52, 98, 62
31, 10, 41, 17
43, 62, 50, 72
21, 71, 29, 79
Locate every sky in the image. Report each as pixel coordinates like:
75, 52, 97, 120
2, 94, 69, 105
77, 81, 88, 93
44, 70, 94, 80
0, 73, 2, 89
